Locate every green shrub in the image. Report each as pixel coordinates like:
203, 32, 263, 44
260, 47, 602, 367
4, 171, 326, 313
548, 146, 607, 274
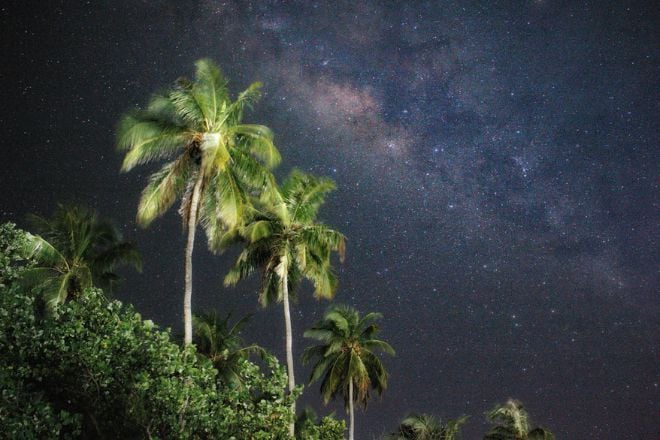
0, 222, 346, 439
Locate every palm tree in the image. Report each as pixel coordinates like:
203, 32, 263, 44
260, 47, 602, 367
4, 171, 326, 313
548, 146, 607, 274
19, 204, 142, 311
192, 311, 264, 387
302, 304, 395, 440
223, 169, 345, 436
386, 414, 469, 440
483, 400, 555, 440
117, 58, 280, 345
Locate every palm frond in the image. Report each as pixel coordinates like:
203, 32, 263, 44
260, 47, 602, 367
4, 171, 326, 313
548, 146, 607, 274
91, 242, 142, 275
223, 249, 258, 287
224, 81, 262, 126
117, 114, 188, 171
283, 169, 337, 224
41, 272, 72, 312
242, 220, 272, 242
444, 415, 469, 440
210, 169, 247, 229
18, 267, 60, 291
137, 156, 192, 227
192, 58, 229, 130
363, 339, 396, 356
302, 328, 335, 342
21, 233, 66, 267
233, 124, 281, 168
170, 79, 205, 130
301, 344, 326, 366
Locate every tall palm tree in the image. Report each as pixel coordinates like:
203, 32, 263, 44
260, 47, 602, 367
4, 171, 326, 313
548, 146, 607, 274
19, 204, 142, 311
223, 169, 345, 436
302, 304, 395, 440
117, 58, 280, 345
483, 400, 555, 440
386, 414, 469, 440
192, 311, 264, 387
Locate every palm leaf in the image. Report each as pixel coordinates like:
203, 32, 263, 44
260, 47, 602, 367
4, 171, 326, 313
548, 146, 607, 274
233, 124, 281, 168
42, 272, 72, 311
192, 58, 228, 129
117, 114, 188, 171
21, 233, 66, 267
137, 156, 192, 227
211, 170, 246, 229
363, 339, 396, 356
444, 415, 469, 440
91, 242, 143, 275
223, 81, 262, 127
170, 78, 206, 129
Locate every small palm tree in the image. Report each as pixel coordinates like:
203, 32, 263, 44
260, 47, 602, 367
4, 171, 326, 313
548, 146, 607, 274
19, 204, 141, 311
192, 311, 264, 387
302, 304, 395, 440
117, 58, 280, 345
223, 169, 345, 436
386, 414, 469, 440
483, 399, 554, 440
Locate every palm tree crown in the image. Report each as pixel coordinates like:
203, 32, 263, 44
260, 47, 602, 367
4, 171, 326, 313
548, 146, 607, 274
192, 311, 264, 388
20, 204, 141, 310
117, 58, 280, 344
484, 400, 555, 440
302, 304, 394, 440
117, 57, 280, 236
386, 414, 469, 440
223, 169, 345, 305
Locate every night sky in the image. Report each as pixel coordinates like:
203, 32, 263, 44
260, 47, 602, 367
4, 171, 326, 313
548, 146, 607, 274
1, 1, 658, 438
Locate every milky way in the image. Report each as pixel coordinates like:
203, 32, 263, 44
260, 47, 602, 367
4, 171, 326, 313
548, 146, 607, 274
1, 1, 657, 438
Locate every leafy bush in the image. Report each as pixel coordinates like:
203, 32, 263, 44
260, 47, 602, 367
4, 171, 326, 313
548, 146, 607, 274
0, 284, 301, 438
0, 222, 347, 439
0, 222, 33, 286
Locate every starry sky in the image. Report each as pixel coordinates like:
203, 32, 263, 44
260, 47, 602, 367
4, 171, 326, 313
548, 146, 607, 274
1, 1, 658, 438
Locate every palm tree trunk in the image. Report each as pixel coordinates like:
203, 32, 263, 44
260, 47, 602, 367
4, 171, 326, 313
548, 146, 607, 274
281, 268, 296, 437
349, 379, 355, 440
183, 172, 204, 346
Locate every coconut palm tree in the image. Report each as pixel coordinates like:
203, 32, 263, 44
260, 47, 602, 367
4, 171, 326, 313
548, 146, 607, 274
386, 414, 469, 440
192, 311, 264, 387
222, 169, 345, 436
117, 58, 280, 345
302, 304, 395, 440
19, 204, 142, 311
483, 400, 554, 440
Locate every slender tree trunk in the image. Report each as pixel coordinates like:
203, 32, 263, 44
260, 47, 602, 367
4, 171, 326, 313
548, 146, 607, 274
349, 379, 355, 440
183, 172, 204, 346
281, 267, 296, 437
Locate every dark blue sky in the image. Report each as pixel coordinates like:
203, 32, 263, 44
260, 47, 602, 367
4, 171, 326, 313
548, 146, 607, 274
1, 1, 657, 438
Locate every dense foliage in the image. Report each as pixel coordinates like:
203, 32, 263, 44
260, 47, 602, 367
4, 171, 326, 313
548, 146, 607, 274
295, 407, 347, 440
0, 223, 344, 439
